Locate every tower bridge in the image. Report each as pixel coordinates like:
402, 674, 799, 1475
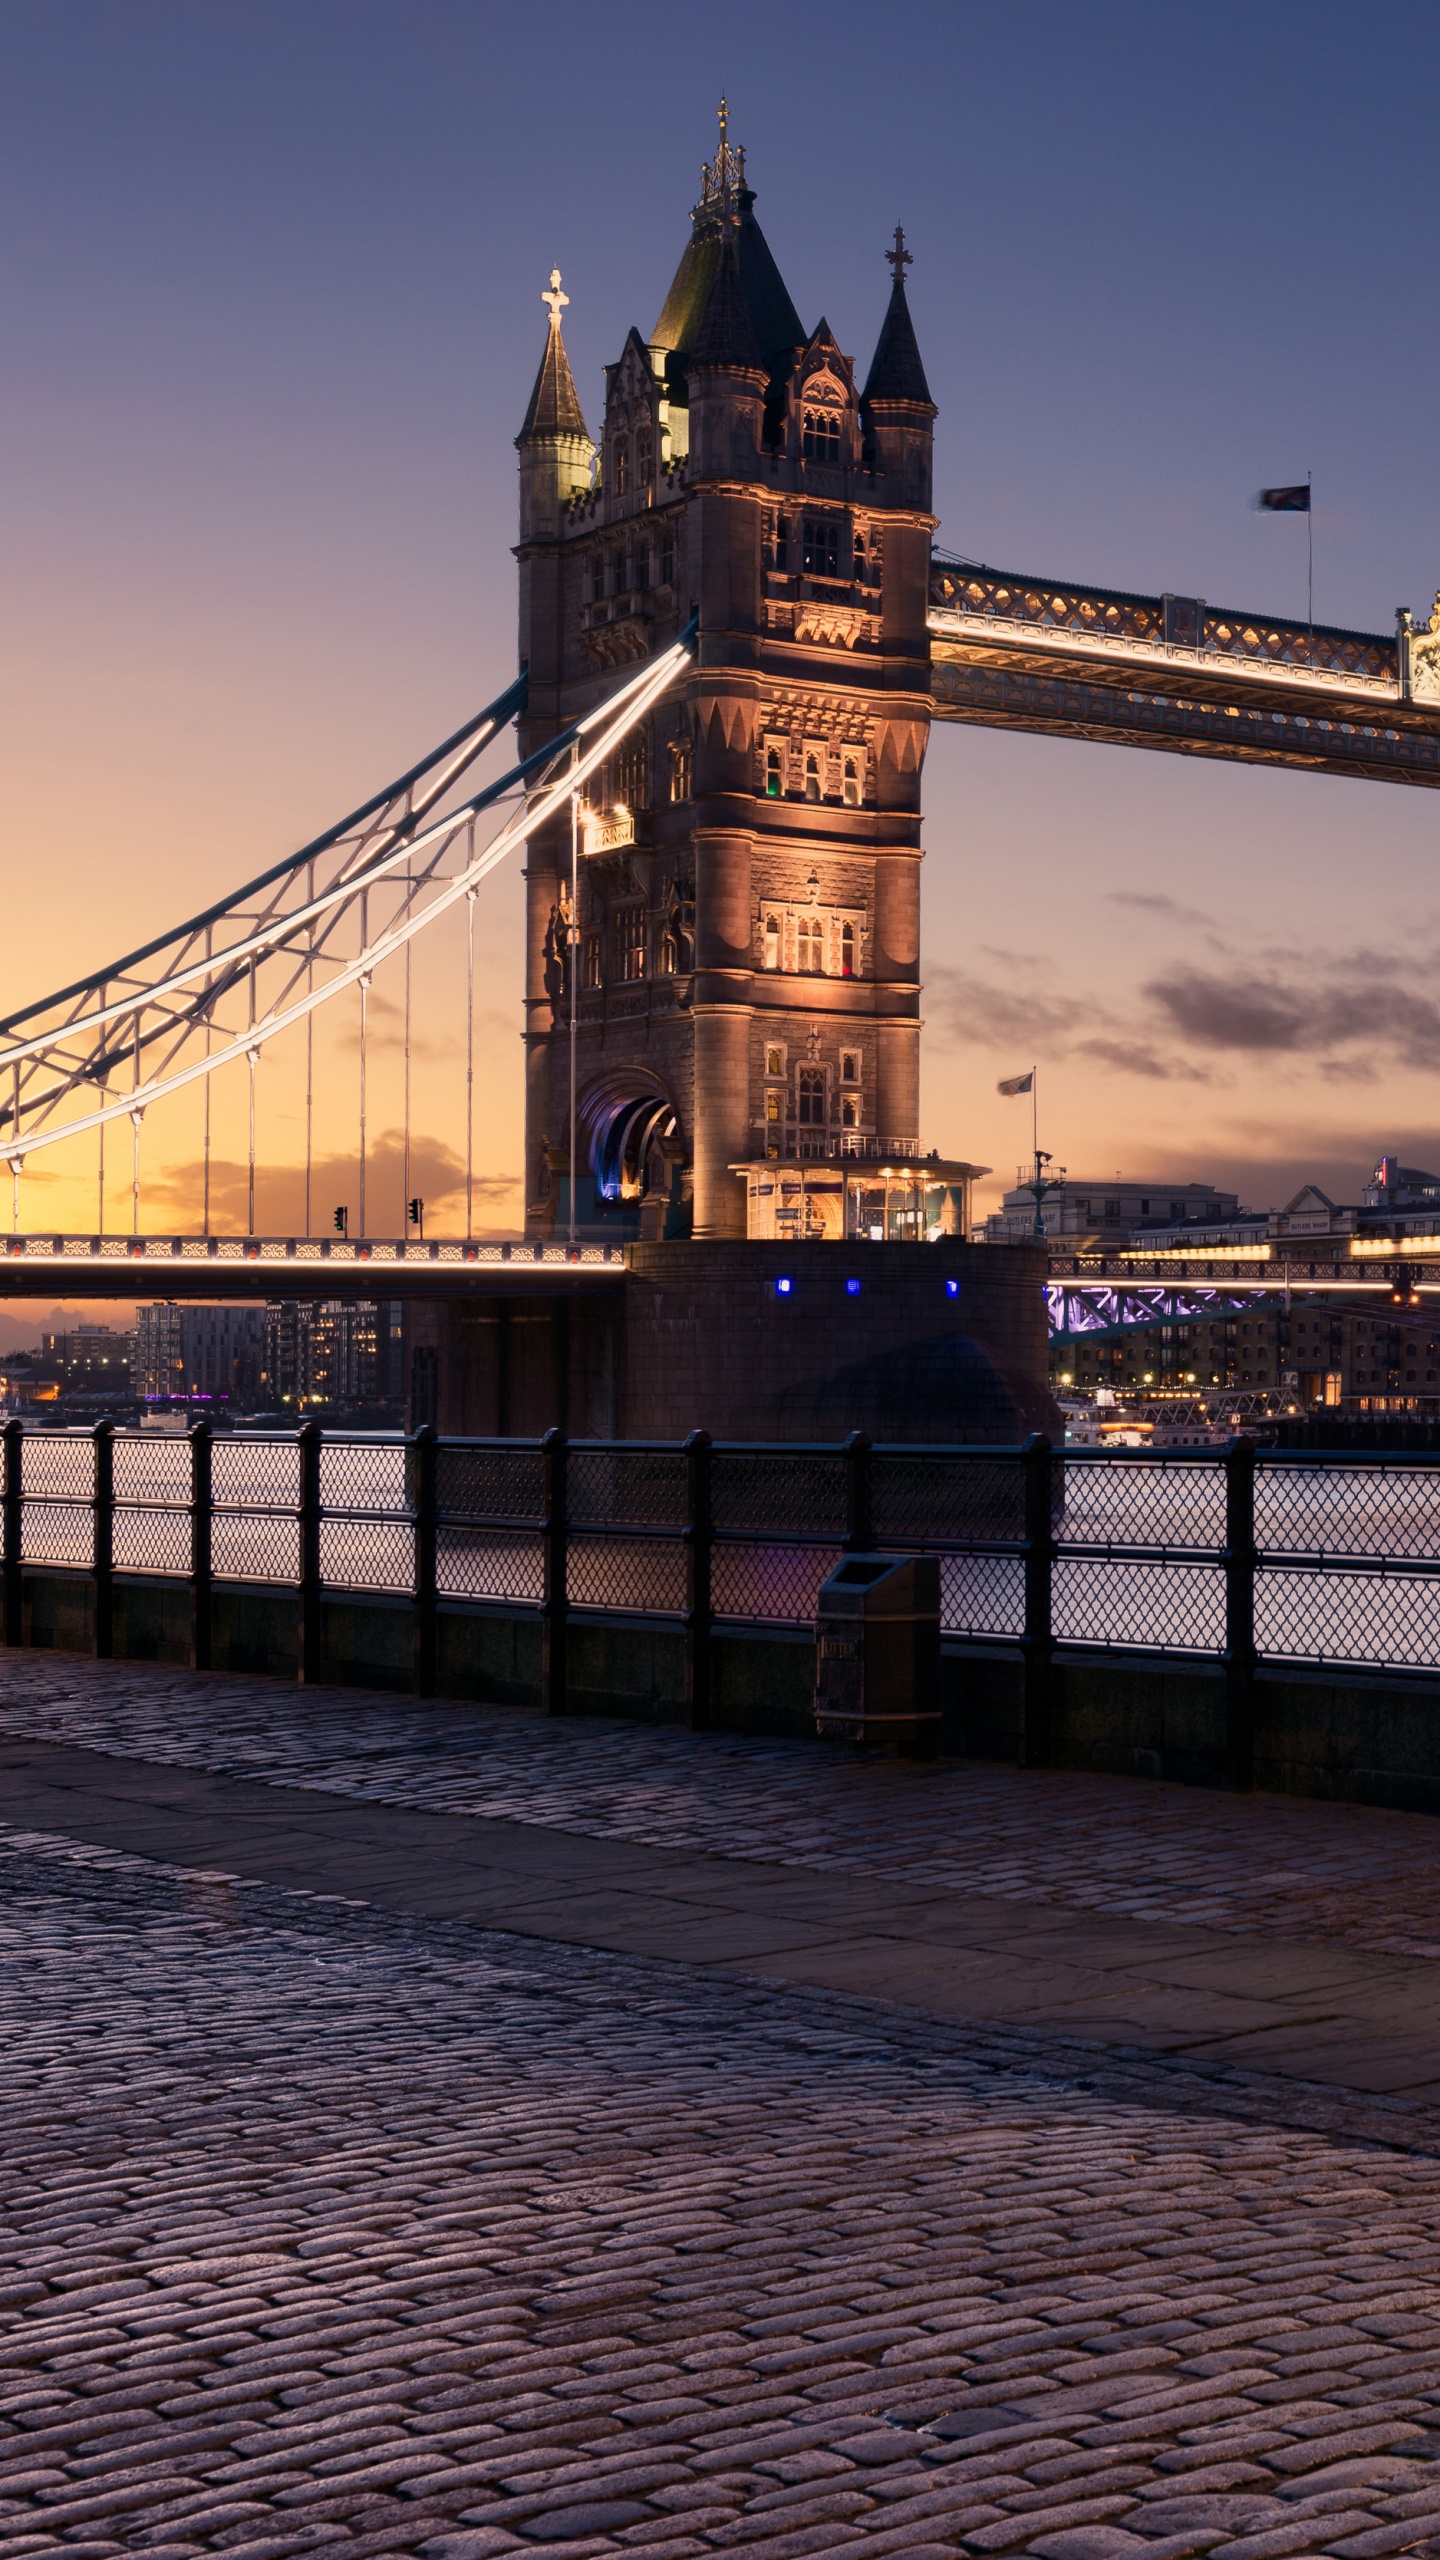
3, 107, 1435, 1439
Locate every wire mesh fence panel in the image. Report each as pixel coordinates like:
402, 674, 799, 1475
21, 1500, 92, 1567
568, 1532, 687, 1615
319, 1516, 413, 1594
1258, 1565, 1440, 1669
437, 1527, 543, 1605
942, 1549, 1024, 1640
871, 1450, 1024, 1547
713, 1540, 844, 1626
114, 1507, 192, 1575
567, 1447, 687, 1532
321, 1438, 408, 1516
212, 1438, 302, 1510
437, 1444, 545, 1529
711, 1451, 847, 1541
1257, 1459, 1440, 1564
1059, 1453, 1226, 1553
212, 1510, 301, 1584
113, 1435, 189, 1504
1054, 1557, 1225, 1653
20, 1434, 94, 1503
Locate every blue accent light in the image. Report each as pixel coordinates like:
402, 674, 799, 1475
945, 1278, 960, 1298
775, 1277, 793, 1296
846, 1277, 861, 1296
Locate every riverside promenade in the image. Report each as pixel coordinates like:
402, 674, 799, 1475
4, 1658, 1440, 2556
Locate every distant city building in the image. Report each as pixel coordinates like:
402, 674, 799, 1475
982, 1178, 1238, 1245
262, 1300, 403, 1416
135, 1305, 266, 1407
40, 1325, 134, 1393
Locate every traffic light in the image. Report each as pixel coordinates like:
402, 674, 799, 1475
333, 1206, 348, 1236
407, 1196, 424, 1234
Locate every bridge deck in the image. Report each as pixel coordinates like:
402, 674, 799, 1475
0, 1234, 625, 1300
929, 563, 1440, 785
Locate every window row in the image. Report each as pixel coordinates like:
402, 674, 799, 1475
764, 743, 863, 805
760, 908, 863, 977
609, 423, 655, 495
589, 532, 677, 602
581, 908, 693, 986
768, 516, 876, 584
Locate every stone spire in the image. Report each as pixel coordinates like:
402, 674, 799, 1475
690, 222, 765, 375
862, 228, 933, 408
517, 268, 590, 444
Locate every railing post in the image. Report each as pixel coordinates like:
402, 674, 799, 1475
1020, 1432, 1054, 1768
412, 1423, 438, 1700
684, 1428, 713, 1732
843, 1429, 872, 1552
542, 1426, 567, 1715
189, 1420, 213, 1673
91, 1419, 114, 1661
3, 1417, 22, 1647
297, 1420, 322, 1685
1222, 1436, 1257, 1791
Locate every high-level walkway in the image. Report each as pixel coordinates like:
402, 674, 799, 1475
4, 1655, 1440, 2557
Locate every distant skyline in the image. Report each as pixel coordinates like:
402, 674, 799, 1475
2, 0, 1438, 1271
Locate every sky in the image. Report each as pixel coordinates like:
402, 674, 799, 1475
2, 0, 1438, 1339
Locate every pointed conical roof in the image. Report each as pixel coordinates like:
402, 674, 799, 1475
862, 235, 933, 407
517, 274, 590, 445
652, 120, 803, 400
689, 225, 766, 374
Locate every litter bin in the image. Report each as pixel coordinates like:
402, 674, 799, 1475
814, 1552, 941, 1756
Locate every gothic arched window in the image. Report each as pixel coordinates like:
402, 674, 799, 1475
802, 410, 842, 465
591, 553, 606, 603
853, 533, 867, 582
669, 738, 692, 803
636, 424, 653, 484
842, 758, 860, 807
613, 437, 630, 496
763, 914, 781, 970
798, 1068, 826, 1126
616, 738, 648, 812
765, 747, 782, 799
798, 918, 824, 974
841, 1095, 859, 1129
634, 539, 650, 591
840, 922, 855, 979
804, 754, 820, 803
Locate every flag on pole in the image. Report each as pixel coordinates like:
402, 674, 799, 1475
997, 1070, 1033, 1096
1257, 484, 1310, 512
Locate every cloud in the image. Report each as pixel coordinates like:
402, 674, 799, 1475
1148, 959, 1440, 1072
1146, 971, 1308, 1052
1106, 890, 1216, 930
139, 1131, 521, 1237
1074, 1037, 1212, 1083
924, 965, 1091, 1049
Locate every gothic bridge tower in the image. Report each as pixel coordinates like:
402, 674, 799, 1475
516, 109, 936, 1241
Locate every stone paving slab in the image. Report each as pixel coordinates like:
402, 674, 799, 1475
6, 1823, 1440, 2555
5, 1652, 1440, 1959
11, 1728, 1440, 2101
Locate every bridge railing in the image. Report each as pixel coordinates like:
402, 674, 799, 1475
6, 1423, 1440, 1779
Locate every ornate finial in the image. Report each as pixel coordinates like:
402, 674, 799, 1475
886, 225, 913, 284
698, 98, 746, 215
541, 267, 568, 328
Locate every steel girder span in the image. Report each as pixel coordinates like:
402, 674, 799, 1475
0, 628, 697, 1223
1047, 1283, 1277, 1343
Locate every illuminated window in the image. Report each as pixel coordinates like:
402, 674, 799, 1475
766, 1090, 781, 1123
613, 438, 629, 496
765, 1045, 783, 1076
797, 1067, 826, 1125
802, 411, 842, 464
798, 917, 824, 973
616, 739, 647, 811
669, 739, 691, 803
616, 908, 645, 981
842, 757, 860, 807
801, 516, 840, 577
763, 914, 781, 970
765, 747, 782, 798
840, 922, 855, 978
804, 754, 820, 803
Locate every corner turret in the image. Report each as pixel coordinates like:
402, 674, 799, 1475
516, 269, 595, 543
861, 229, 935, 511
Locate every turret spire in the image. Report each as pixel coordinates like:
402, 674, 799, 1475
863, 227, 933, 408
517, 266, 590, 445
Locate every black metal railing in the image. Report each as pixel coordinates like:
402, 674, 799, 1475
6, 1423, 1440, 1773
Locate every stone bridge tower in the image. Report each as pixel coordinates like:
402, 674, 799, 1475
516, 109, 936, 1241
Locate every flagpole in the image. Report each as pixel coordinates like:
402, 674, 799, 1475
1307, 469, 1313, 639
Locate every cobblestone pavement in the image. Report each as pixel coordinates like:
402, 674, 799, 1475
2, 1652, 1440, 1961
7, 1817, 1440, 2559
